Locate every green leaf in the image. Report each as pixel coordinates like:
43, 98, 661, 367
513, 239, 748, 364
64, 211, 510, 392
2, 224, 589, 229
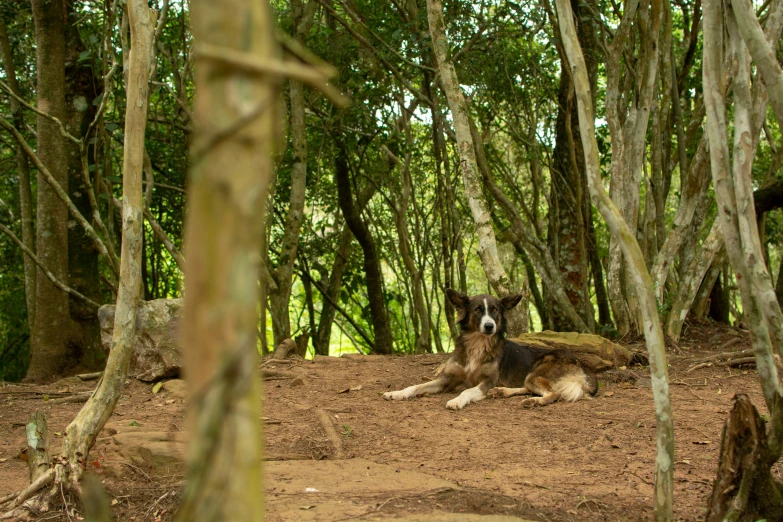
78, 50, 92, 62
129, 420, 139, 427
152, 382, 163, 394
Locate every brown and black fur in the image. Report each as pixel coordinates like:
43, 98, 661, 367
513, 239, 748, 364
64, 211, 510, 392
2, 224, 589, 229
383, 289, 598, 410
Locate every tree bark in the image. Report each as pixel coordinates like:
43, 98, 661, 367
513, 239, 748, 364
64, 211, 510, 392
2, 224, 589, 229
548, 0, 597, 332
25, 0, 71, 381
176, 0, 280, 518
64, 1, 104, 371
0, 14, 35, 331
268, 0, 314, 348
703, 0, 783, 492
333, 138, 393, 354
555, 0, 675, 518
426, 0, 526, 337
664, 219, 723, 340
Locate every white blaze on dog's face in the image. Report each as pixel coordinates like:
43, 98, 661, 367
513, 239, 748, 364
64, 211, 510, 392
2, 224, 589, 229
479, 298, 496, 335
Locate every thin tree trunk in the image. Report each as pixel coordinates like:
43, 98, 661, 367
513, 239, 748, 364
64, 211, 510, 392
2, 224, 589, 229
702, 1, 783, 515
0, 15, 35, 331
385, 145, 430, 353
555, 1, 674, 519
54, 0, 152, 505
333, 138, 393, 354
268, 0, 314, 349
651, 138, 711, 303
176, 0, 281, 519
665, 219, 723, 340
426, 0, 526, 337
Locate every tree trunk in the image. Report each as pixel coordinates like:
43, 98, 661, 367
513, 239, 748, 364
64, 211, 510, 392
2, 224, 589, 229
708, 270, 731, 324
702, 2, 783, 512
555, 1, 675, 518
176, 0, 280, 518
64, 2, 104, 371
25, 0, 70, 381
333, 138, 393, 354
385, 145, 430, 353
548, 0, 597, 332
664, 219, 723, 340
426, 0, 526, 337
312, 186, 374, 355
268, 0, 314, 348
0, 15, 35, 331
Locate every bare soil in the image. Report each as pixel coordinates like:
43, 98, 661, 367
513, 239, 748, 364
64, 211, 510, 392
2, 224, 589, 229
1, 323, 781, 521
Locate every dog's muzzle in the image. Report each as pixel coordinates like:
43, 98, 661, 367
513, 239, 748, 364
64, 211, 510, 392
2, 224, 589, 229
481, 320, 496, 335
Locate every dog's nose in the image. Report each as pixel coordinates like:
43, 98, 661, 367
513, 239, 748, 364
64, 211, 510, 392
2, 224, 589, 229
483, 325, 494, 334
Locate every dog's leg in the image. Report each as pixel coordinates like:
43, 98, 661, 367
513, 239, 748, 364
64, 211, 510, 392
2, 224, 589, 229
487, 387, 531, 398
383, 378, 448, 401
520, 376, 560, 407
446, 380, 493, 410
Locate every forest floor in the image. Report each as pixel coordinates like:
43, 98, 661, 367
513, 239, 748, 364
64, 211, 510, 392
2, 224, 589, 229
1, 322, 778, 521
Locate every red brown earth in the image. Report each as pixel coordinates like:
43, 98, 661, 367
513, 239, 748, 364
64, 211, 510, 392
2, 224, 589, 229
1, 323, 779, 521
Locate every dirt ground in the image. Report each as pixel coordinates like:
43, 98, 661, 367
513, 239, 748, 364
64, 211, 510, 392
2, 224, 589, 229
1, 323, 780, 521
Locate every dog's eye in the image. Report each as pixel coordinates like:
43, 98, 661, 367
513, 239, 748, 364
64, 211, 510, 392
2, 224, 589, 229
491, 307, 498, 314
475, 307, 482, 313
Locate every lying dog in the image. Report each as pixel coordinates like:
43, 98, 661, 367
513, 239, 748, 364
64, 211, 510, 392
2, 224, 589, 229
383, 289, 598, 410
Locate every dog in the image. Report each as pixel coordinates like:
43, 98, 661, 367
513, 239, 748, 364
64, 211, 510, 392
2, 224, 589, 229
383, 288, 598, 410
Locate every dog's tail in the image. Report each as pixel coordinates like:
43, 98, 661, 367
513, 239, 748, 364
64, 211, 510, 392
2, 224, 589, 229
554, 370, 598, 402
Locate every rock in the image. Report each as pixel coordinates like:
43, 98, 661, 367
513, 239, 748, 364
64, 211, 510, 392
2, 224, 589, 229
289, 377, 305, 387
162, 379, 188, 400
511, 331, 645, 372
103, 424, 186, 476
98, 299, 183, 382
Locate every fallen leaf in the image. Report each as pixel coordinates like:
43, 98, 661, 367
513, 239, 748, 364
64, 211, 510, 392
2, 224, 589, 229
0, 457, 6, 463
619, 366, 627, 371
604, 391, 615, 397
152, 382, 163, 394
337, 388, 350, 394
305, 487, 319, 493
129, 420, 139, 427
111, 499, 120, 506
350, 385, 362, 391
300, 505, 316, 510
692, 440, 711, 445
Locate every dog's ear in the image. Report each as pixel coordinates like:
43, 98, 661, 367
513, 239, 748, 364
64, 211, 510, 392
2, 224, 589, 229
501, 293, 523, 310
446, 288, 469, 322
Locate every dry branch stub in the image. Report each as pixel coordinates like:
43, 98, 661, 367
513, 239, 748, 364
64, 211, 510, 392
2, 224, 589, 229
706, 394, 783, 521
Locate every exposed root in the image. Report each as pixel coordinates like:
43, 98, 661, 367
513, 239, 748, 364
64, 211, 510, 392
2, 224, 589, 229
0, 468, 55, 515
315, 408, 344, 459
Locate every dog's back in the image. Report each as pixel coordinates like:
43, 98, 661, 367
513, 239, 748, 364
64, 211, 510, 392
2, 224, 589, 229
497, 340, 598, 401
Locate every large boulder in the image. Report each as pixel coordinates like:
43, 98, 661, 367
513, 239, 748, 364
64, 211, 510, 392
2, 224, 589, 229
511, 331, 645, 372
98, 298, 183, 382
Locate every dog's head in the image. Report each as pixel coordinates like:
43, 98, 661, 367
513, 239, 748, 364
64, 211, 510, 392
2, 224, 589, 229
446, 289, 522, 336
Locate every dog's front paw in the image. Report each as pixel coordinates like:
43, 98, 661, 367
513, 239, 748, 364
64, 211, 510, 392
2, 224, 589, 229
383, 389, 409, 401
521, 397, 540, 408
486, 388, 504, 399
446, 396, 467, 410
